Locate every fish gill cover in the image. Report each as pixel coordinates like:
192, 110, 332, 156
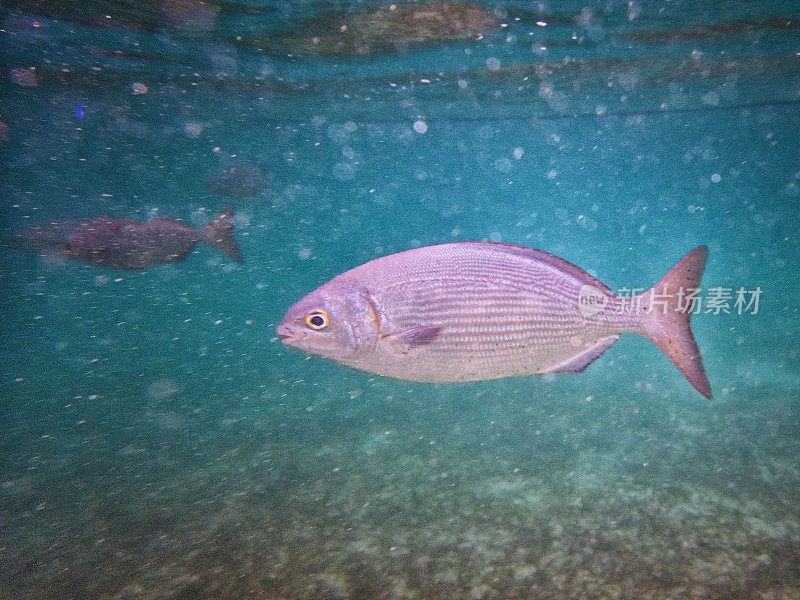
0, 1, 799, 599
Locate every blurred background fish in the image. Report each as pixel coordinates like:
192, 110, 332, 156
204, 162, 267, 200
5, 208, 243, 269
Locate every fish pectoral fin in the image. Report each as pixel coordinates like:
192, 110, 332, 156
541, 335, 619, 374
382, 325, 442, 354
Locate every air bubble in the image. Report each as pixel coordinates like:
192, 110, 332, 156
332, 163, 355, 181
494, 157, 513, 173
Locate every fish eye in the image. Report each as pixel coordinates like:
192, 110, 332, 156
303, 310, 330, 330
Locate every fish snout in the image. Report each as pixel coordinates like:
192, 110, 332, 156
278, 322, 316, 350
276, 322, 299, 344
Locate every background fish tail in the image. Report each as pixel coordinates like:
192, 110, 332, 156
635, 246, 712, 398
204, 207, 244, 263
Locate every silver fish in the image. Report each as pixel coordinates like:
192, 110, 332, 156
278, 242, 712, 398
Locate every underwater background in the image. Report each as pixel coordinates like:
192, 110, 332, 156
1, 0, 799, 598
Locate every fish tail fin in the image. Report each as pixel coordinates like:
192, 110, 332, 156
205, 206, 244, 263
635, 246, 712, 398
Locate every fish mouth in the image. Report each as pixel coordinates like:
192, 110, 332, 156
276, 323, 298, 344
277, 323, 313, 349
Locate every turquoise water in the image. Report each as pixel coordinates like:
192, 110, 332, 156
2, 1, 799, 598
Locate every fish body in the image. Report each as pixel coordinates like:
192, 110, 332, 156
63, 216, 200, 269
278, 242, 711, 398
6, 208, 243, 270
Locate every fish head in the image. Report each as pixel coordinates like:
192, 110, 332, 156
277, 279, 380, 361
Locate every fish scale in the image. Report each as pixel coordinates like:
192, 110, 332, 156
382, 258, 603, 358
375, 248, 621, 375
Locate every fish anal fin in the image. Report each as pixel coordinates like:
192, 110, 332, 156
382, 325, 442, 354
542, 335, 619, 374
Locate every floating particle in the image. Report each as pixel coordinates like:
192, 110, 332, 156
701, 91, 720, 106
327, 123, 350, 143
332, 162, 355, 181
184, 121, 203, 138
10, 67, 38, 87
413, 120, 428, 134
161, 0, 218, 33
477, 125, 494, 140
148, 378, 178, 400
577, 214, 598, 231
578, 7, 595, 26
494, 157, 513, 173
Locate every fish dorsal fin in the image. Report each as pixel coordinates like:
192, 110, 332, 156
540, 335, 619, 374
454, 242, 614, 295
382, 325, 442, 355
